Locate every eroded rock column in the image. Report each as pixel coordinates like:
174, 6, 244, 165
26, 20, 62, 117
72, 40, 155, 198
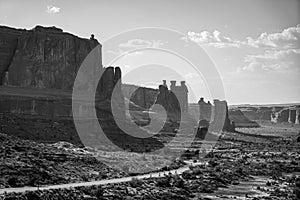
198, 97, 212, 122
288, 108, 293, 124
295, 107, 300, 125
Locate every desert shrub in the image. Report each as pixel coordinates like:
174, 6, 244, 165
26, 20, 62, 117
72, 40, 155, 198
208, 159, 219, 167
28, 176, 39, 186
191, 167, 202, 175
82, 186, 104, 199
25, 191, 41, 200
129, 178, 144, 188
94, 187, 104, 199
173, 177, 185, 188
81, 174, 89, 182
156, 177, 171, 187
7, 176, 19, 187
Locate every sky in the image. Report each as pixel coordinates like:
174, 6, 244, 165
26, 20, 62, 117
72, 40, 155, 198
0, 0, 299, 105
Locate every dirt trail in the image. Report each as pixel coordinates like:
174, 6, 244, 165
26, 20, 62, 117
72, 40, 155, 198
0, 163, 197, 194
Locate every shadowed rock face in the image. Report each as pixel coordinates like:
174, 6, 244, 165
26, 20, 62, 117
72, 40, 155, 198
230, 105, 300, 125
198, 97, 212, 122
0, 26, 24, 84
228, 109, 260, 128
0, 25, 128, 119
122, 84, 159, 110
154, 85, 181, 116
0, 25, 100, 89
271, 106, 300, 124
238, 107, 273, 121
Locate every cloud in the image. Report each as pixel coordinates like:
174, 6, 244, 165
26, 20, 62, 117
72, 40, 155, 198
184, 30, 240, 48
245, 25, 300, 49
240, 49, 300, 72
46, 5, 60, 14
240, 25, 300, 72
119, 39, 163, 51
107, 39, 164, 55
185, 25, 300, 50
184, 73, 199, 79
124, 65, 131, 69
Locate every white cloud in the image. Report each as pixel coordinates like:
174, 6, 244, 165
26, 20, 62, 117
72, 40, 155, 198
46, 5, 60, 14
245, 25, 300, 49
240, 49, 300, 72
119, 39, 163, 50
184, 73, 199, 79
124, 65, 131, 69
108, 39, 164, 56
185, 30, 240, 48
185, 25, 300, 50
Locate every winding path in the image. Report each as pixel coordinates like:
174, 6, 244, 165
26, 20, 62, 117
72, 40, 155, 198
0, 162, 202, 195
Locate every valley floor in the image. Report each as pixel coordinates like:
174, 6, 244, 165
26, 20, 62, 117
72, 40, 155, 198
0, 121, 299, 200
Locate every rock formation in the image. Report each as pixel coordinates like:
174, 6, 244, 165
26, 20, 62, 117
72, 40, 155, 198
214, 99, 235, 132
271, 106, 300, 124
122, 80, 189, 114
229, 104, 300, 125
198, 97, 212, 122
170, 80, 189, 113
0, 26, 24, 85
196, 98, 235, 135
0, 25, 100, 89
195, 99, 234, 139
237, 106, 272, 121
153, 84, 181, 117
228, 109, 260, 128
95, 66, 125, 116
122, 84, 159, 110
296, 108, 300, 125
0, 25, 126, 119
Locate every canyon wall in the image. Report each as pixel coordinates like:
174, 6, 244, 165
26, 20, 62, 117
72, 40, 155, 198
0, 25, 100, 89
233, 105, 300, 125
0, 25, 126, 119
271, 106, 300, 124
0, 26, 24, 84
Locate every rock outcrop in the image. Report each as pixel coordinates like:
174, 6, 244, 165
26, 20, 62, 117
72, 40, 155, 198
198, 97, 212, 122
122, 84, 159, 110
196, 98, 235, 133
271, 106, 300, 124
154, 85, 181, 116
0, 26, 24, 85
230, 104, 300, 125
0, 25, 128, 120
228, 109, 260, 128
237, 106, 272, 121
0, 25, 100, 89
169, 80, 188, 113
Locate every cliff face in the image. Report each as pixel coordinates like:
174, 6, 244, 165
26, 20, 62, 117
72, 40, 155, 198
228, 109, 259, 128
122, 84, 159, 110
0, 26, 23, 84
0, 25, 100, 89
238, 107, 273, 121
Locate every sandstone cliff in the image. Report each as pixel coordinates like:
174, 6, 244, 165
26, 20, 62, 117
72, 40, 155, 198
0, 25, 100, 89
122, 84, 159, 110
